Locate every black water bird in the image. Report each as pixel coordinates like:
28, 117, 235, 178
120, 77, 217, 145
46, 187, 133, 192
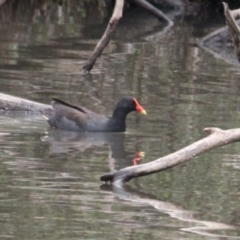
41, 96, 146, 132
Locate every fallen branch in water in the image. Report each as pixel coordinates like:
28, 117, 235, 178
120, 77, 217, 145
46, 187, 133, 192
0, 93, 51, 112
101, 127, 240, 184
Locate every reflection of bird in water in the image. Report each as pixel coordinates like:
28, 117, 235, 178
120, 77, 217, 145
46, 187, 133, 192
132, 152, 145, 166
41, 129, 144, 170
41, 96, 146, 132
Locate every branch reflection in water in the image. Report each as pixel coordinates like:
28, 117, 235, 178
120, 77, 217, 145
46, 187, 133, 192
101, 184, 238, 239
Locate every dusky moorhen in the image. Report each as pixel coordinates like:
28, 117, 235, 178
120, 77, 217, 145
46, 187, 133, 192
42, 96, 146, 132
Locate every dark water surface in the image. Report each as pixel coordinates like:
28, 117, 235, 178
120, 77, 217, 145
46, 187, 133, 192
1, 4, 240, 240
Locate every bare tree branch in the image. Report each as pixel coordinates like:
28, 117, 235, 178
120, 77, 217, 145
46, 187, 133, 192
101, 127, 240, 184
83, 0, 124, 73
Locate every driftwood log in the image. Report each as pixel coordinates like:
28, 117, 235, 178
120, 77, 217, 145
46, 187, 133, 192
83, 0, 174, 73
223, 2, 240, 62
101, 127, 240, 184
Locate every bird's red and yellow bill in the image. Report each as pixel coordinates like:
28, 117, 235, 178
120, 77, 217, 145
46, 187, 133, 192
133, 98, 147, 115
